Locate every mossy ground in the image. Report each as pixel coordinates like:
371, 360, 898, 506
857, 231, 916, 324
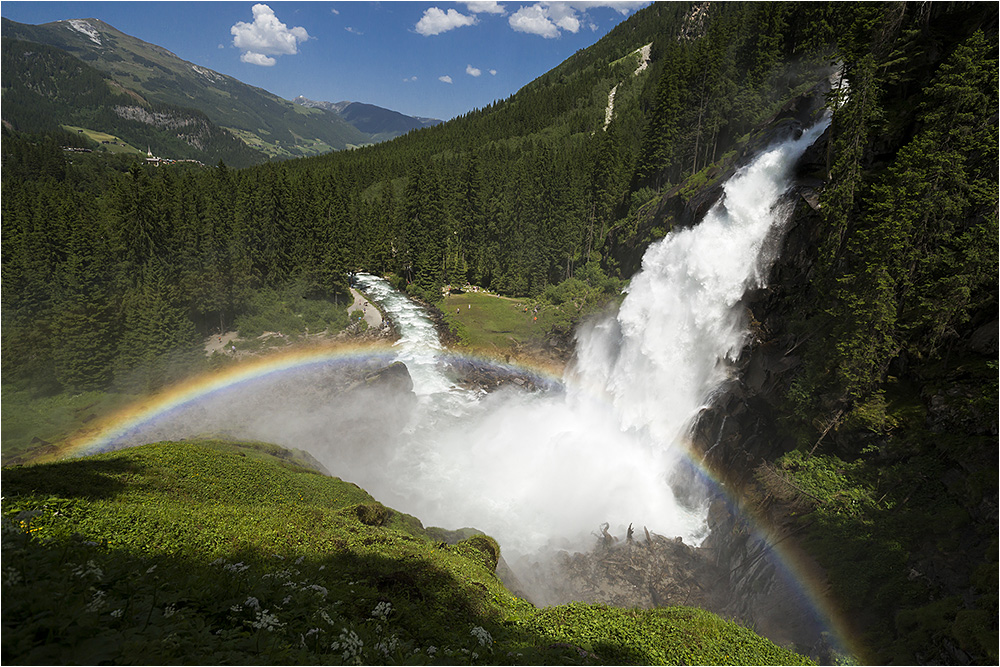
2, 440, 812, 665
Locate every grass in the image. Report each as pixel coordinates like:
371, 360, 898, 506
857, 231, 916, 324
0, 389, 134, 466
61, 125, 143, 154
233, 284, 352, 339
221, 126, 338, 159
440, 292, 555, 352
2, 439, 813, 665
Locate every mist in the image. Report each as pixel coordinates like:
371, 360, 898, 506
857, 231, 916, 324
106, 119, 829, 592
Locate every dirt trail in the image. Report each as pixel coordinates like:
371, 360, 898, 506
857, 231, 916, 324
204, 331, 239, 355
349, 288, 384, 328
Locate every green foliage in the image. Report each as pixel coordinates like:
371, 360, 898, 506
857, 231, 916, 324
790, 19, 999, 434
0, 389, 133, 465
2, 440, 812, 665
234, 282, 350, 339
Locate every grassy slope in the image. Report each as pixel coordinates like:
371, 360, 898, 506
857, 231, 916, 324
2, 439, 812, 665
440, 292, 557, 352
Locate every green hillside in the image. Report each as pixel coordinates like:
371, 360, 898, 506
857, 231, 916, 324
1, 440, 812, 665
1, 37, 263, 167
0, 17, 369, 158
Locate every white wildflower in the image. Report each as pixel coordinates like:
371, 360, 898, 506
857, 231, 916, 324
331, 628, 364, 664
72, 560, 104, 581
3, 567, 22, 586
163, 604, 177, 618
85, 589, 107, 612
427, 646, 438, 655
110, 608, 124, 618
250, 609, 284, 632
224, 561, 249, 574
371, 600, 392, 621
146, 564, 158, 574
470, 625, 493, 647
376, 633, 399, 657
244, 596, 260, 609
308, 584, 328, 597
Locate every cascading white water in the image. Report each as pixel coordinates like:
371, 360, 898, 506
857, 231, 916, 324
355, 120, 830, 558
106, 119, 828, 566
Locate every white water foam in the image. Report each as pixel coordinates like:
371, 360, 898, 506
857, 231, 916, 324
107, 120, 829, 564
354, 120, 830, 559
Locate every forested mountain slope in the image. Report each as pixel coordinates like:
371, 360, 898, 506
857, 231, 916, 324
1, 17, 369, 158
1, 37, 263, 167
294, 96, 443, 142
2, 2, 997, 662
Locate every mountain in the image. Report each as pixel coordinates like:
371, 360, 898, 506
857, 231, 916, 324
1, 37, 264, 168
294, 96, 442, 143
0, 17, 374, 160
1, 3, 997, 665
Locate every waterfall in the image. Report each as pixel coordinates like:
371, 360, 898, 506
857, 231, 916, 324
359, 119, 830, 558
105, 118, 830, 565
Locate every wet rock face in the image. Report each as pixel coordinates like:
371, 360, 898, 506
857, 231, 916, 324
442, 356, 551, 394
508, 529, 729, 612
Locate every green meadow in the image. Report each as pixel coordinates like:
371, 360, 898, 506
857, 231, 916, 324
440, 291, 557, 352
2, 439, 812, 665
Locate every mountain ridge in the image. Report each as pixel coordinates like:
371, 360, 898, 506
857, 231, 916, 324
0, 16, 439, 160
294, 95, 443, 140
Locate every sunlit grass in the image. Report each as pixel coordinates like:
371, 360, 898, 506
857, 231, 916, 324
2, 439, 813, 665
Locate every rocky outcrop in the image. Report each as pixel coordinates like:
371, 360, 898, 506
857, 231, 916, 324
608, 71, 836, 277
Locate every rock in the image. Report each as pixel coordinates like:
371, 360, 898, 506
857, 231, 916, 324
967, 319, 998, 355
363, 361, 413, 393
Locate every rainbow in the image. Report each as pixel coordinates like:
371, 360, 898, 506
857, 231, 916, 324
49, 340, 863, 662
671, 447, 869, 662
54, 341, 564, 461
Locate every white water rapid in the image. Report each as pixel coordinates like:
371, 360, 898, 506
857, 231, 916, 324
352, 120, 830, 559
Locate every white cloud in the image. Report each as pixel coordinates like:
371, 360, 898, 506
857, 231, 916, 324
404, 75, 418, 82
509, 2, 648, 38
331, 7, 340, 14
345, 26, 362, 35
240, 51, 276, 66
553, 3, 583, 32
466, 64, 482, 77
464, 1, 506, 14
231, 4, 309, 66
508, 4, 559, 38
489, 68, 497, 75
415, 7, 477, 36
439, 75, 454, 84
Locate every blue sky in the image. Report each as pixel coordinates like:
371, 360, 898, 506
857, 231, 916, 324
2, 1, 650, 120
